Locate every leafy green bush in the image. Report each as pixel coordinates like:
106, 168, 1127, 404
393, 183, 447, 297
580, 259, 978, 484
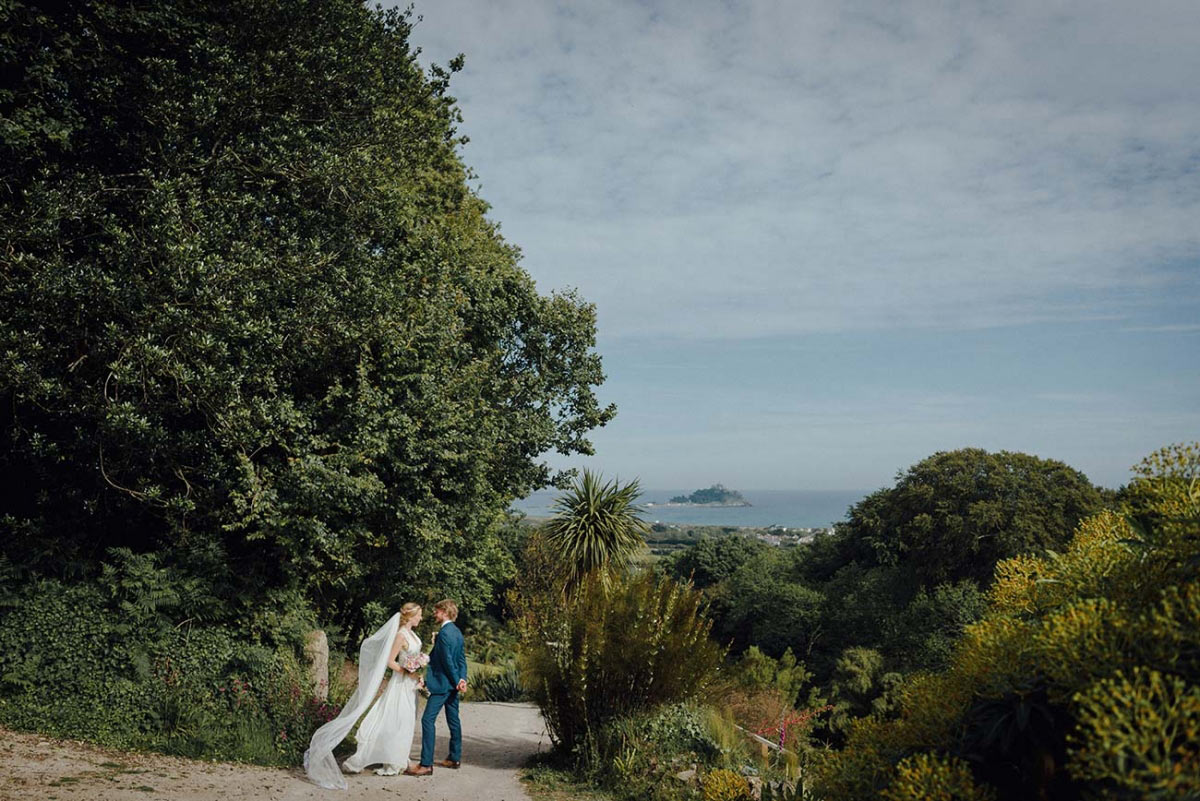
0, 577, 333, 764
733, 647, 812, 706
702, 768, 752, 801
880, 754, 996, 801
809, 443, 1200, 800
666, 535, 767, 590
883, 581, 988, 673
589, 703, 724, 801
465, 614, 521, 667
709, 552, 825, 659
517, 570, 725, 758
476, 668, 527, 702
1069, 667, 1200, 798
820, 648, 904, 739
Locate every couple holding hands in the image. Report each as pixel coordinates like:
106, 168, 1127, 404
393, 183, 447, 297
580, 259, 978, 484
305, 599, 468, 790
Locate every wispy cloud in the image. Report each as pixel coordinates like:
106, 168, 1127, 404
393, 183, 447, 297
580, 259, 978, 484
1121, 324, 1200, 333
407, 0, 1200, 339
402, 2, 1200, 489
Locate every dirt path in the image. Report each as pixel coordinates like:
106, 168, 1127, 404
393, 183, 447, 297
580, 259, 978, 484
0, 701, 548, 801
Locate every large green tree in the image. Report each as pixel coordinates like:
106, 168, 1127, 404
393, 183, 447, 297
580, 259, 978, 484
673, 448, 1106, 687
812, 448, 1200, 801
0, 0, 613, 628
831, 448, 1104, 587
665, 532, 765, 589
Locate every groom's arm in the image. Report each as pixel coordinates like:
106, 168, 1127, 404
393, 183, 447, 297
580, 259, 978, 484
454, 629, 468, 687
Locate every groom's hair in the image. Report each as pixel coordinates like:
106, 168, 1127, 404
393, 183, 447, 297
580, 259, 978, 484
434, 599, 458, 621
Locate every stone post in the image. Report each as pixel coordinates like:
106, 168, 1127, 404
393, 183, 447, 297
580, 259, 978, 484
303, 629, 329, 702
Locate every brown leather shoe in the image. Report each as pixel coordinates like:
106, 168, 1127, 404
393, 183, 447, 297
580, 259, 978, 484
404, 765, 433, 776
438, 759, 461, 769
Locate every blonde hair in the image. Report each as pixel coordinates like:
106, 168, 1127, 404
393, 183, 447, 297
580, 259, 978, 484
400, 602, 422, 625
434, 599, 458, 621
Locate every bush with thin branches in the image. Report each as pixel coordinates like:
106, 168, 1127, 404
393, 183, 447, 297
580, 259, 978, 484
517, 570, 725, 757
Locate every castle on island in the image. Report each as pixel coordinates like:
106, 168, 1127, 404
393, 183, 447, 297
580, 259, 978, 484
645, 483, 752, 507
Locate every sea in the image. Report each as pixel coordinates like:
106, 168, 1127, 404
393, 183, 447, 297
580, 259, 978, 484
510, 488, 870, 529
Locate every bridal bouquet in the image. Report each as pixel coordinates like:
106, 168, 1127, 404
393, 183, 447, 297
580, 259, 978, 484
401, 653, 429, 674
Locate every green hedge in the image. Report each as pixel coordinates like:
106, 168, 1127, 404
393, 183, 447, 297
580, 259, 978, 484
0, 579, 335, 764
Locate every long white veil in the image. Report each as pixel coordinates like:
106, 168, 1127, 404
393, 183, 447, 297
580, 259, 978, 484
304, 612, 400, 789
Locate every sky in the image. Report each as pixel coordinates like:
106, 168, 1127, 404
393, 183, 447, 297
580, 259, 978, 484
401, 0, 1200, 491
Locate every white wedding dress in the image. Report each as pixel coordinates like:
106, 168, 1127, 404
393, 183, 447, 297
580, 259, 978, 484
341, 627, 421, 775
304, 615, 421, 789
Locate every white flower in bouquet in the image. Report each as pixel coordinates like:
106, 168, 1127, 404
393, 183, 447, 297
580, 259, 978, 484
402, 652, 429, 673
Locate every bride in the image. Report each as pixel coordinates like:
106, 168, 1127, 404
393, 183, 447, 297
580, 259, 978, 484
304, 603, 425, 789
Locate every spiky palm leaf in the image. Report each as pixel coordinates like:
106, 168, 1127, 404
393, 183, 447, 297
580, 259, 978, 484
545, 470, 649, 593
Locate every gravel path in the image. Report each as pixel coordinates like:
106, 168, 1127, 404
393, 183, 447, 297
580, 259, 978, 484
0, 701, 548, 801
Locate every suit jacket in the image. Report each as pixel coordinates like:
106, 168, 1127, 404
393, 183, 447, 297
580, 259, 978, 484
425, 621, 467, 695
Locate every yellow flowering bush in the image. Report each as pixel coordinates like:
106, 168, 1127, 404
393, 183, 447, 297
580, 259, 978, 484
702, 768, 752, 801
1070, 667, 1200, 797
810, 443, 1200, 801
881, 754, 997, 801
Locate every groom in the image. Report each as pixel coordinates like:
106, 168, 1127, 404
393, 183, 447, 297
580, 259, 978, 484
406, 599, 468, 776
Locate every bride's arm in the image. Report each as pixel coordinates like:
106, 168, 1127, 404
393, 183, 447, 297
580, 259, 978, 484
385, 629, 407, 672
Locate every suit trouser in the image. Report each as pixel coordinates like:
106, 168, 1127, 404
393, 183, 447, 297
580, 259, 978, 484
420, 689, 461, 766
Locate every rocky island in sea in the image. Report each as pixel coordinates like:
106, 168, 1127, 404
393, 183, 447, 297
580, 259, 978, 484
646, 483, 752, 507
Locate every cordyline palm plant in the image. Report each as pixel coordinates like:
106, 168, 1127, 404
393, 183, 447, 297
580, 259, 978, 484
544, 470, 649, 595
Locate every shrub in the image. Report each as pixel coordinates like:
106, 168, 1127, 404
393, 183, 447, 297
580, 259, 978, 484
517, 570, 725, 757
809, 443, 1200, 801
477, 668, 527, 702
0, 577, 330, 765
702, 768, 752, 801
880, 754, 996, 801
591, 703, 724, 801
884, 581, 988, 673
732, 647, 812, 706
1069, 667, 1200, 797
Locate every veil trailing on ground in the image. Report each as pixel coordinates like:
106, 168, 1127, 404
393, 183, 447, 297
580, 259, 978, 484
304, 612, 400, 789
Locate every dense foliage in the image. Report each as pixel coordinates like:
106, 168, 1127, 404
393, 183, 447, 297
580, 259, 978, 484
516, 567, 723, 756
830, 448, 1104, 587
0, 561, 340, 763
672, 450, 1102, 681
810, 442, 1200, 800
0, 0, 612, 630
511, 481, 792, 801
669, 533, 766, 589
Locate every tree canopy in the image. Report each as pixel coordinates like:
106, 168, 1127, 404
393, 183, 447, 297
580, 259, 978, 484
0, 0, 613, 628
831, 448, 1104, 587
666, 532, 765, 589
666, 447, 1108, 694
813, 446, 1200, 800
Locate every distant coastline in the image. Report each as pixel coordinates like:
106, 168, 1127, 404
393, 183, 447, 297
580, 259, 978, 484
511, 488, 867, 529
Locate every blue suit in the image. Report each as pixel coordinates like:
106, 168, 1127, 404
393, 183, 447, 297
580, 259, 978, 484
420, 621, 467, 766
